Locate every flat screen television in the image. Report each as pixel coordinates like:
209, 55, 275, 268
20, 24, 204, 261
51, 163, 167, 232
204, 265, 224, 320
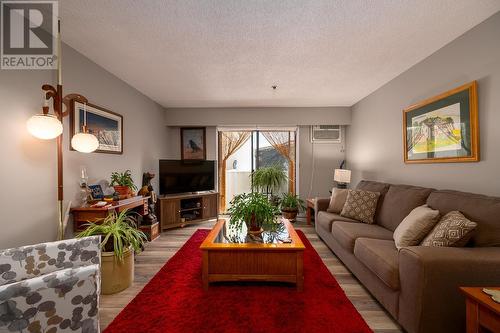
159, 159, 215, 195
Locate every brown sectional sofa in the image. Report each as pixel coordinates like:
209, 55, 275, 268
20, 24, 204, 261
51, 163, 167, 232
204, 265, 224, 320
314, 180, 500, 333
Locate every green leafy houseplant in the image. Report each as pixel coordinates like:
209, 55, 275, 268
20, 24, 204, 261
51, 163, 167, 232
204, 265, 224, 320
250, 165, 287, 197
111, 170, 137, 197
111, 170, 137, 191
279, 193, 306, 222
77, 209, 147, 261
228, 192, 280, 233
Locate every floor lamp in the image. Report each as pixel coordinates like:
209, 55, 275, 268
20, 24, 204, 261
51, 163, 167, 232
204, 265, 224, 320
26, 20, 99, 240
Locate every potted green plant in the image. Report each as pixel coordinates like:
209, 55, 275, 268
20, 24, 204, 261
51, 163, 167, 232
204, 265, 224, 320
250, 165, 287, 199
77, 209, 147, 294
228, 192, 280, 235
279, 193, 306, 222
110, 170, 137, 198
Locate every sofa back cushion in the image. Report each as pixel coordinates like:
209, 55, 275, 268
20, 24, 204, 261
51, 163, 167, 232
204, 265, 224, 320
377, 184, 434, 231
356, 180, 390, 223
426, 190, 500, 247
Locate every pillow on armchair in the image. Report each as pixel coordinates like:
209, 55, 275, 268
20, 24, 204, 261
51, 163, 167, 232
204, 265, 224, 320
340, 189, 380, 224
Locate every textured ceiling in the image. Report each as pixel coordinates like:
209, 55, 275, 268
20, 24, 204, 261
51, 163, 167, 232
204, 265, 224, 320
60, 1, 500, 108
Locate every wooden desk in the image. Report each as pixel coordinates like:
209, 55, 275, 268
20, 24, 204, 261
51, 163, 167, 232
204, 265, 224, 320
460, 287, 500, 333
71, 196, 149, 232
306, 198, 316, 226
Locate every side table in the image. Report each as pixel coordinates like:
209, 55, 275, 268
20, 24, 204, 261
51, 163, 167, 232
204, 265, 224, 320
460, 287, 500, 333
306, 198, 316, 226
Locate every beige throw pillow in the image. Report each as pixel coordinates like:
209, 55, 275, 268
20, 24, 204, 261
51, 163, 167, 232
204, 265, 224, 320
327, 188, 348, 214
393, 205, 440, 249
340, 189, 380, 224
421, 211, 477, 247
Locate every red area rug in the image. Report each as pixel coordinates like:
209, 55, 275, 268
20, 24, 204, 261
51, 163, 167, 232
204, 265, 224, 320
104, 229, 372, 333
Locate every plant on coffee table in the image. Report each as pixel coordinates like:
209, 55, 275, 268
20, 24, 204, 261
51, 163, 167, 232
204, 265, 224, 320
228, 192, 280, 234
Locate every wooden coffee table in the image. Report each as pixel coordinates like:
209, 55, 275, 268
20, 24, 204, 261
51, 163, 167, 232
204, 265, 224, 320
200, 219, 305, 291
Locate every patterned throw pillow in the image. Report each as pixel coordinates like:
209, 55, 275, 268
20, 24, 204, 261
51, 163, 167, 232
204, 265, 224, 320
421, 211, 477, 247
327, 188, 349, 214
340, 189, 380, 224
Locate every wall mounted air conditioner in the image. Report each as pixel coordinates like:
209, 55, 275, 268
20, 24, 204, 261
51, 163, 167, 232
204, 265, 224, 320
310, 125, 342, 143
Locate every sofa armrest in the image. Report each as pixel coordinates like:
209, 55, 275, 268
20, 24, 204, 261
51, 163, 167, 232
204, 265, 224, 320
398, 246, 500, 333
314, 197, 330, 213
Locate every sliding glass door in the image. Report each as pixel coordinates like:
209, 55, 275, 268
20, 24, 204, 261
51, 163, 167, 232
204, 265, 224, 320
218, 128, 296, 213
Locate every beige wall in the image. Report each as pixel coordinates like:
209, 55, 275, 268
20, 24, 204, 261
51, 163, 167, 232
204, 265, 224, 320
347, 12, 500, 196
0, 44, 168, 248
298, 126, 346, 200
165, 107, 351, 126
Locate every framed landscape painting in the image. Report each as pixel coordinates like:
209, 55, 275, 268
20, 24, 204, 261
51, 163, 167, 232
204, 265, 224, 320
181, 127, 206, 160
403, 81, 479, 164
71, 101, 123, 154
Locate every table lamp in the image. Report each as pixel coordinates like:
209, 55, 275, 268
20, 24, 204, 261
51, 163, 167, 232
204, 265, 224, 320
334, 169, 351, 189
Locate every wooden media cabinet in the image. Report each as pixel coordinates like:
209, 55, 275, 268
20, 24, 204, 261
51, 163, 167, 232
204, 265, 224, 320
157, 192, 219, 230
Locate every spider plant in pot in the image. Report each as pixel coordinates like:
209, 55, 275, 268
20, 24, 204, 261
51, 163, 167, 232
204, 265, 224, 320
110, 170, 137, 198
250, 165, 287, 201
77, 209, 147, 294
279, 193, 306, 222
228, 192, 280, 236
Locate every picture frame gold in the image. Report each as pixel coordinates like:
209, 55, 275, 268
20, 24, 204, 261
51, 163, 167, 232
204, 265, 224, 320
403, 81, 479, 164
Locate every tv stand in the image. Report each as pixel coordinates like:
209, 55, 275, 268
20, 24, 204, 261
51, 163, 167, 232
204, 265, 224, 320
157, 192, 219, 230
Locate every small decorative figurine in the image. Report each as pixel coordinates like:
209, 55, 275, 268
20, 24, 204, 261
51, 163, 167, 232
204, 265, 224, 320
138, 172, 157, 225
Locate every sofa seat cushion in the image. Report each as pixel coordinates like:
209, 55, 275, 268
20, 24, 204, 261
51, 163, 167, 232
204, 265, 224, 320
331, 221, 393, 253
317, 211, 358, 233
354, 238, 400, 290
378, 184, 434, 231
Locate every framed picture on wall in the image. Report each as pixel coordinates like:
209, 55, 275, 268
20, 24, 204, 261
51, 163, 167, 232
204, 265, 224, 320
403, 81, 479, 164
181, 127, 206, 160
71, 100, 123, 154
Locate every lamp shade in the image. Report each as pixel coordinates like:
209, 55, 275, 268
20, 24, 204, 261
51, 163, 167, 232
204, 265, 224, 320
334, 169, 351, 184
27, 114, 63, 139
71, 132, 99, 153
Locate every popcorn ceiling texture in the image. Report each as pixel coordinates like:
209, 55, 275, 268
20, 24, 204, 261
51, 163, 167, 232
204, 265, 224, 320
60, 1, 500, 108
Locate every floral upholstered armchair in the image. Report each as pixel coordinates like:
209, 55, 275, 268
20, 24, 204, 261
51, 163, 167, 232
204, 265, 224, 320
0, 236, 101, 333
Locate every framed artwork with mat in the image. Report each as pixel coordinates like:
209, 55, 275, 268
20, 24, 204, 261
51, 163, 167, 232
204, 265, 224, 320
403, 81, 479, 164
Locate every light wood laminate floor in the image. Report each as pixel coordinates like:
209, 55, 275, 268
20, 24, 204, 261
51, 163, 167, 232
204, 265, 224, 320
100, 218, 403, 332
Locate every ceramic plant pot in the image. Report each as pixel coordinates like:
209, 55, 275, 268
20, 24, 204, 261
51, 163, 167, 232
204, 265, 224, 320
114, 185, 131, 198
101, 248, 134, 294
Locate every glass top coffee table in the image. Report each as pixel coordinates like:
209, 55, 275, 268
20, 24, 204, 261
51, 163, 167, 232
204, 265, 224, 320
200, 218, 305, 290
